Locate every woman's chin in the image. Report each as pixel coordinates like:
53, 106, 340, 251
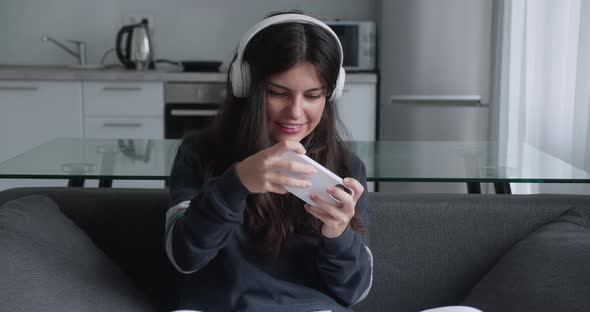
271, 133, 306, 143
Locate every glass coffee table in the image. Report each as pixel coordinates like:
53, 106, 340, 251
1, 138, 590, 193
0, 138, 179, 187
349, 140, 590, 194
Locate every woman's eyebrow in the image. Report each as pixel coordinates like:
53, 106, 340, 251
268, 82, 290, 90
268, 82, 325, 92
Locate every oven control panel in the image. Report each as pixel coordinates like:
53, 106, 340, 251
164, 82, 226, 104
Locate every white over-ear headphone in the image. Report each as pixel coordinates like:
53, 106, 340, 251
230, 13, 346, 101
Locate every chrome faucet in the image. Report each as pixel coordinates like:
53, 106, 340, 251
42, 36, 87, 65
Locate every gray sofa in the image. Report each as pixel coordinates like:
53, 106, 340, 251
1, 187, 589, 312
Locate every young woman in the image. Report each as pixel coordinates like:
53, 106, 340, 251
165, 12, 372, 312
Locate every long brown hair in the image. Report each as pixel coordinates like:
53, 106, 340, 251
188, 13, 365, 257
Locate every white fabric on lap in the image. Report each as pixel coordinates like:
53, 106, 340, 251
421, 306, 482, 312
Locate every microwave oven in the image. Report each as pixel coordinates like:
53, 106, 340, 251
325, 21, 376, 71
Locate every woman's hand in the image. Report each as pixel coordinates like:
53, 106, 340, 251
235, 141, 317, 194
304, 177, 364, 238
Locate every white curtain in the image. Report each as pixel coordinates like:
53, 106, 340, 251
492, 0, 590, 194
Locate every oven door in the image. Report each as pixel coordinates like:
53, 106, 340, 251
164, 82, 225, 139
164, 103, 218, 139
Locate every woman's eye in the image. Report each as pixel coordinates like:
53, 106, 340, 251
268, 90, 287, 97
306, 94, 322, 99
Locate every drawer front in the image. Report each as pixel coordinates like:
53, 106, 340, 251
83, 82, 163, 117
0, 81, 83, 162
338, 83, 377, 141
85, 117, 163, 139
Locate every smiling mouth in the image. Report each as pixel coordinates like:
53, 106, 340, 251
276, 122, 306, 133
279, 123, 304, 129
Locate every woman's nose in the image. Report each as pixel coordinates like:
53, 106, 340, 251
287, 96, 304, 118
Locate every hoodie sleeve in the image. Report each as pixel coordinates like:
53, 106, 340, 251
316, 155, 373, 306
165, 139, 250, 273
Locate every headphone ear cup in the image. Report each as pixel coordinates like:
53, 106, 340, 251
330, 67, 346, 101
241, 63, 251, 97
231, 62, 251, 98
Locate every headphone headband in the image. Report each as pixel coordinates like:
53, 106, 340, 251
234, 14, 344, 71
231, 13, 346, 101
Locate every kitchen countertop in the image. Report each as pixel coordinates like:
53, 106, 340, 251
0, 65, 378, 83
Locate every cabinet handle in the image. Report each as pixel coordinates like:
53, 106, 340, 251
170, 109, 218, 117
0, 86, 39, 91
102, 86, 142, 91
390, 95, 483, 105
102, 122, 143, 128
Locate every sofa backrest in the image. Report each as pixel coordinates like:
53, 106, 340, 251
353, 193, 590, 312
2, 188, 590, 312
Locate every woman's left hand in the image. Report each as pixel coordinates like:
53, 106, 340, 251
304, 177, 364, 238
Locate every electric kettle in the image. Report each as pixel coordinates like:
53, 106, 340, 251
115, 19, 154, 70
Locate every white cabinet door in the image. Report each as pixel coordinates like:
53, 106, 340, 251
337, 82, 377, 141
83, 81, 163, 117
337, 81, 377, 192
82, 81, 165, 188
82, 81, 164, 140
0, 81, 83, 162
84, 117, 163, 139
0, 80, 83, 189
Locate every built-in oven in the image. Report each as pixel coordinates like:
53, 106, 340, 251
164, 82, 226, 139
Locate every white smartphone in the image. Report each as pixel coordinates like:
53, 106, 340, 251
280, 151, 354, 207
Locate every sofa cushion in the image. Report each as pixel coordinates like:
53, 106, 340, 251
0, 195, 156, 312
462, 208, 590, 312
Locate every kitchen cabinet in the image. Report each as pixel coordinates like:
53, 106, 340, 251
0, 79, 165, 190
83, 82, 163, 117
0, 73, 379, 190
337, 79, 377, 192
83, 81, 164, 139
0, 80, 83, 189
84, 117, 163, 140
82, 81, 165, 188
338, 82, 377, 141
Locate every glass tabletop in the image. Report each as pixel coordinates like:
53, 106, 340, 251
1, 138, 589, 183
348, 141, 590, 183
0, 138, 179, 180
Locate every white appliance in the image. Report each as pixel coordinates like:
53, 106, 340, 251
324, 21, 376, 71
378, 0, 494, 193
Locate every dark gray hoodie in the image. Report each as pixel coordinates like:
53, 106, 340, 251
165, 136, 373, 312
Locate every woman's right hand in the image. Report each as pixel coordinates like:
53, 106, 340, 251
235, 141, 317, 194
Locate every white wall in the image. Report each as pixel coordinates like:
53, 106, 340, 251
0, 0, 377, 68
